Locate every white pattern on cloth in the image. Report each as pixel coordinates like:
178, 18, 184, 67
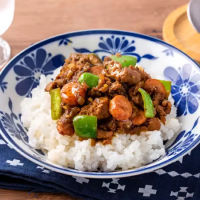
155, 169, 200, 178
6, 159, 24, 166
170, 187, 194, 200
37, 166, 50, 173
72, 176, 89, 184
138, 185, 157, 197
102, 179, 125, 193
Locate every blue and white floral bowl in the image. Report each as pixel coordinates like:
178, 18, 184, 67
0, 30, 200, 178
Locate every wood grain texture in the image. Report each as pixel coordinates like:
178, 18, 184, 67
1, 0, 188, 199
163, 4, 200, 63
3, 0, 189, 57
0, 189, 79, 200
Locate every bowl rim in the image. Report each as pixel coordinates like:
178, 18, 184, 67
0, 29, 200, 179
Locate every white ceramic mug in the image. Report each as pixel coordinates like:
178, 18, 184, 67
0, 0, 15, 69
187, 0, 200, 33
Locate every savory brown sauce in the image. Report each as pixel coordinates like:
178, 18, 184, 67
45, 53, 171, 145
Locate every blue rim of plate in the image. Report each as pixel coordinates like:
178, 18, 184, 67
0, 29, 200, 178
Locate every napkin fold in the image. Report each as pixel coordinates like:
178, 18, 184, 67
0, 133, 199, 200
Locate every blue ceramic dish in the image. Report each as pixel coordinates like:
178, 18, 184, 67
0, 30, 200, 178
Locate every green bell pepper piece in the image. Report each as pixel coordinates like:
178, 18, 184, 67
159, 80, 171, 92
111, 55, 137, 67
138, 88, 155, 118
50, 88, 62, 120
78, 72, 99, 89
88, 53, 102, 65
73, 115, 97, 138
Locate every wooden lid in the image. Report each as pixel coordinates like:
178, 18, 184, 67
163, 4, 200, 64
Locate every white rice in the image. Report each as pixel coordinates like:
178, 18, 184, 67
20, 68, 181, 171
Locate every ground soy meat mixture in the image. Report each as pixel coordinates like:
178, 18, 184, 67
45, 53, 171, 145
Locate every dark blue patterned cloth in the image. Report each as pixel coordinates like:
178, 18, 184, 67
0, 134, 199, 200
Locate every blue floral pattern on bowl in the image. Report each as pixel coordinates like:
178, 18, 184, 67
162, 49, 174, 57
164, 64, 200, 117
74, 35, 158, 62
0, 98, 45, 159
0, 81, 8, 93
14, 48, 65, 97
166, 117, 199, 156
0, 30, 200, 178
0, 98, 23, 140
58, 38, 72, 46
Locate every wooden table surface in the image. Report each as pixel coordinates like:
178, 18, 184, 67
1, 0, 188, 199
